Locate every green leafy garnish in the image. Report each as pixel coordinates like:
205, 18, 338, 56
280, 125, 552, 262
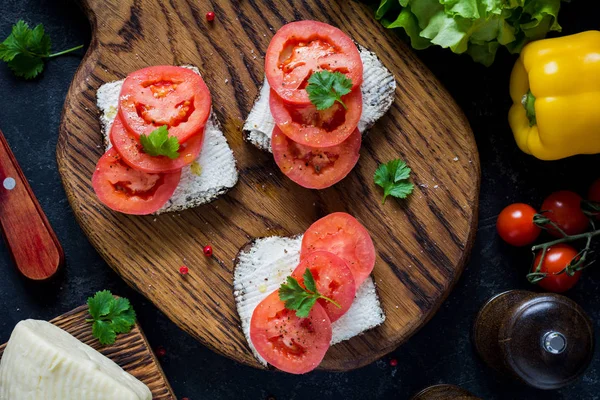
86, 290, 136, 345
375, 0, 567, 66
279, 269, 341, 318
306, 70, 353, 111
374, 159, 414, 204
139, 126, 180, 159
0, 20, 83, 79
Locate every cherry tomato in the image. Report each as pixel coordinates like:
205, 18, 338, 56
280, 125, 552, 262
541, 191, 589, 237
588, 178, 600, 218
301, 212, 375, 287
119, 66, 211, 143
250, 291, 332, 374
92, 148, 180, 215
496, 203, 541, 247
272, 126, 361, 190
265, 21, 363, 105
270, 89, 362, 148
291, 251, 356, 322
110, 115, 204, 173
532, 244, 581, 293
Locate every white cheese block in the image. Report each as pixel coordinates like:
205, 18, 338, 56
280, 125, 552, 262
243, 46, 397, 152
96, 66, 239, 214
0, 320, 151, 400
233, 236, 385, 366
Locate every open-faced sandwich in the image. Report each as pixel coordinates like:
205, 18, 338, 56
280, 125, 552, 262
93, 65, 238, 215
244, 20, 396, 189
234, 213, 385, 374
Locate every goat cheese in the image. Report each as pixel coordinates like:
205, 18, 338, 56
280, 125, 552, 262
0, 320, 151, 400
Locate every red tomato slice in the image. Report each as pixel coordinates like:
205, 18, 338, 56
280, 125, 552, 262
271, 126, 361, 190
265, 21, 363, 105
250, 291, 332, 374
301, 212, 375, 287
119, 66, 211, 143
110, 115, 204, 174
92, 148, 180, 215
291, 251, 356, 322
270, 89, 362, 147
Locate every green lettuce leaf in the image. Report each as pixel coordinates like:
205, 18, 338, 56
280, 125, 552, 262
375, 0, 566, 66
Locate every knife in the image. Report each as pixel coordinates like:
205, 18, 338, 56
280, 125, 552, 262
0, 128, 64, 280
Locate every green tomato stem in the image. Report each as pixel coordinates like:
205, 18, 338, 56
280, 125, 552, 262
531, 229, 600, 252
48, 44, 84, 58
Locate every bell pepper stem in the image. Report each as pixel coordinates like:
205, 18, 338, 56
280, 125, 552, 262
521, 90, 537, 127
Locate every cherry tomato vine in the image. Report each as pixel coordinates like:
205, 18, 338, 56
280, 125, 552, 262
497, 180, 600, 292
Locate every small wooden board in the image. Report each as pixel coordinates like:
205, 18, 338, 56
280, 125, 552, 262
57, 0, 480, 370
0, 305, 175, 399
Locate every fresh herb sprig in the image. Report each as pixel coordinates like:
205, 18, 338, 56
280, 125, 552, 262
306, 70, 352, 110
0, 20, 83, 79
279, 269, 341, 318
86, 290, 136, 345
140, 126, 180, 159
374, 159, 414, 204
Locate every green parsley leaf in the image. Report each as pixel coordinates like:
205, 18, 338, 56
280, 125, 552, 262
296, 297, 318, 319
92, 320, 117, 346
0, 20, 83, 79
86, 290, 137, 345
374, 158, 415, 204
139, 126, 180, 159
87, 290, 114, 320
303, 268, 317, 293
306, 70, 353, 111
278, 269, 341, 318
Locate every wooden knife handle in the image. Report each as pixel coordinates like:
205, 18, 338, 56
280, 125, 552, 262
0, 129, 64, 280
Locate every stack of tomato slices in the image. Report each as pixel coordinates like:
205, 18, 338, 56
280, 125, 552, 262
265, 21, 364, 190
250, 212, 376, 374
92, 66, 212, 215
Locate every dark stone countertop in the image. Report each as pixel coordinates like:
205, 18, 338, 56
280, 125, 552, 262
0, 1, 599, 399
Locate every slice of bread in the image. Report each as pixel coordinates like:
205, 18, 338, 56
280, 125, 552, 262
233, 235, 385, 366
96, 67, 238, 214
243, 46, 397, 152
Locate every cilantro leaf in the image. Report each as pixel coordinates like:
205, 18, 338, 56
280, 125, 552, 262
306, 70, 353, 111
110, 308, 136, 334
278, 269, 341, 318
303, 268, 317, 293
139, 126, 180, 159
86, 290, 136, 345
374, 159, 415, 204
87, 290, 114, 320
92, 320, 117, 346
296, 297, 318, 318
0, 20, 83, 79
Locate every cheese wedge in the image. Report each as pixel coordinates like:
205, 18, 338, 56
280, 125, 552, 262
233, 236, 385, 366
0, 320, 151, 400
96, 66, 239, 214
243, 46, 396, 152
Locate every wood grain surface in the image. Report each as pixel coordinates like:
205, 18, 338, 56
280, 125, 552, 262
56, 0, 480, 370
0, 305, 175, 399
0, 129, 64, 280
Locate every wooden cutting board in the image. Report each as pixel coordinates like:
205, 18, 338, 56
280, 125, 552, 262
0, 305, 175, 399
57, 0, 480, 370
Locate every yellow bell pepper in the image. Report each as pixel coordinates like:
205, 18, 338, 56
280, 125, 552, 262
509, 31, 600, 160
